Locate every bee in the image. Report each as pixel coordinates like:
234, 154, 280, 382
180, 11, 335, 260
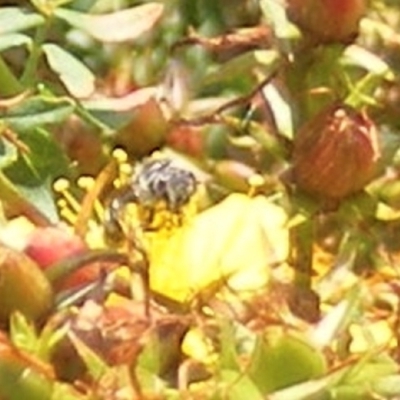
132, 158, 197, 211
104, 158, 197, 240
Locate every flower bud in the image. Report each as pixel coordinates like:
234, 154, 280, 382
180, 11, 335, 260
24, 227, 108, 290
25, 227, 86, 269
287, 0, 367, 44
293, 104, 380, 200
0, 245, 53, 323
213, 160, 256, 193
115, 97, 168, 158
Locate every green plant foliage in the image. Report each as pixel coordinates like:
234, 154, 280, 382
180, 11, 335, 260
0, 34, 32, 52
248, 331, 327, 394
0, 361, 54, 400
220, 370, 264, 400
0, 97, 74, 132
1, 0, 400, 398
54, 3, 164, 43
43, 43, 95, 98
0, 7, 44, 34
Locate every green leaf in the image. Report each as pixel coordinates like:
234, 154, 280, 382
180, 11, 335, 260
330, 385, 370, 400
322, 353, 398, 399
68, 331, 108, 381
43, 44, 95, 98
342, 45, 395, 80
259, 0, 297, 39
0, 361, 54, 400
9, 311, 65, 366
223, 116, 287, 160
51, 382, 90, 400
268, 374, 336, 400
339, 354, 397, 387
0, 7, 44, 35
373, 375, 400, 397
261, 84, 294, 140
0, 170, 54, 225
345, 72, 387, 109
27, 128, 68, 177
54, 3, 164, 43
0, 136, 18, 170
310, 285, 362, 349
2, 128, 69, 222
0, 96, 74, 132
248, 331, 326, 394
81, 86, 158, 131
9, 312, 39, 355
4, 128, 69, 182
135, 369, 167, 395
205, 50, 279, 87
220, 370, 264, 400
0, 56, 24, 96
136, 318, 187, 390
218, 319, 241, 371
9, 178, 59, 223
0, 33, 31, 52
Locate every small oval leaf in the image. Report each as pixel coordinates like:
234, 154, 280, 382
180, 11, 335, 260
0, 33, 31, 52
0, 96, 74, 131
55, 3, 164, 43
43, 44, 95, 98
248, 332, 327, 394
0, 7, 44, 35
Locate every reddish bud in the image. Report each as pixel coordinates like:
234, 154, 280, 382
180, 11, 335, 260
293, 104, 380, 200
25, 227, 86, 269
115, 97, 168, 157
0, 245, 53, 322
166, 125, 205, 158
55, 116, 106, 175
213, 160, 256, 192
24, 227, 100, 290
287, 0, 367, 43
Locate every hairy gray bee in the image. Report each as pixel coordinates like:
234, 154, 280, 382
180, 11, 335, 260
132, 158, 196, 211
104, 158, 197, 239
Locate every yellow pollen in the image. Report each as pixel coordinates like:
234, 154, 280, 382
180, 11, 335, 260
119, 163, 133, 178
59, 207, 78, 225
112, 147, 128, 163
53, 178, 81, 214
53, 177, 70, 192
77, 175, 95, 190
76, 175, 106, 222
247, 174, 265, 197
57, 198, 68, 208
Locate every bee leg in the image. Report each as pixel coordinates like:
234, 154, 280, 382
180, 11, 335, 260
104, 189, 139, 243
104, 210, 125, 243
139, 207, 157, 231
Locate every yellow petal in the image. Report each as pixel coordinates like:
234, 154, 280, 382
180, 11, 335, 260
150, 193, 288, 302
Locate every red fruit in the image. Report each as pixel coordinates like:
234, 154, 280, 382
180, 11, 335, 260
25, 227, 86, 269
57, 263, 103, 291
293, 104, 380, 200
115, 97, 168, 158
287, 0, 367, 43
55, 115, 106, 175
0, 245, 53, 322
24, 227, 100, 290
166, 125, 205, 158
